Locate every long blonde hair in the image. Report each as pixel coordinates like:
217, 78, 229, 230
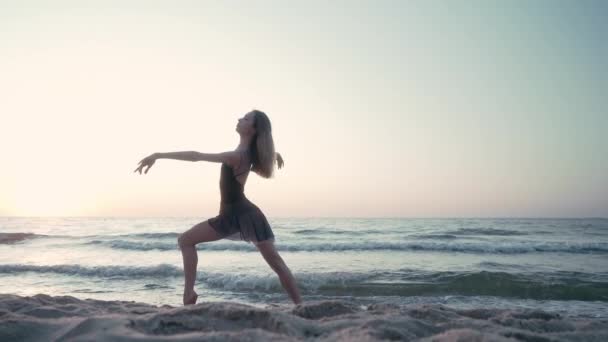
249, 109, 278, 179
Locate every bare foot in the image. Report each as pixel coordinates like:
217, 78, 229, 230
183, 290, 198, 305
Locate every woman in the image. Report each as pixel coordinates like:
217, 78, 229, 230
134, 109, 302, 306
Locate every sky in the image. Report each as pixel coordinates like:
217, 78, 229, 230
1, 0, 606, 218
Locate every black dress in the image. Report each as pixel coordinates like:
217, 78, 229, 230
207, 150, 275, 243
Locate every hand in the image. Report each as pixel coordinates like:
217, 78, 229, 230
134, 153, 158, 174
276, 152, 284, 169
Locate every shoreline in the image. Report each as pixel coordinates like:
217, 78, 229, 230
1, 293, 607, 341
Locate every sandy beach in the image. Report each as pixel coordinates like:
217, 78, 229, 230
1, 293, 606, 341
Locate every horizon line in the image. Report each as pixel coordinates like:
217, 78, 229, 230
0, 216, 606, 220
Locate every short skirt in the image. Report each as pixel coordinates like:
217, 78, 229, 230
207, 198, 275, 243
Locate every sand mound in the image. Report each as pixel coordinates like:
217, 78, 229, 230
1, 293, 607, 341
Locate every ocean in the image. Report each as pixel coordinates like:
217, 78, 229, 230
1, 217, 607, 318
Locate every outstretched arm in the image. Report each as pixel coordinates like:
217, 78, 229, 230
155, 151, 200, 162
156, 151, 237, 164
134, 151, 239, 175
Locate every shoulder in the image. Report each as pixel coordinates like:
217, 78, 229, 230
221, 151, 242, 169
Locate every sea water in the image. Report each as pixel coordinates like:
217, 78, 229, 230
1, 217, 607, 318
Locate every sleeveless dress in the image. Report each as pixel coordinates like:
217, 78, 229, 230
207, 150, 275, 243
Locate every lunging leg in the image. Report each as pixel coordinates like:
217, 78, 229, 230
255, 239, 303, 305
177, 220, 224, 305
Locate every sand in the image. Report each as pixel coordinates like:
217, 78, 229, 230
1, 293, 607, 341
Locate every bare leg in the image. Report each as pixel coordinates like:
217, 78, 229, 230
179, 244, 198, 304
255, 239, 303, 305
275, 261, 302, 304
178, 220, 225, 305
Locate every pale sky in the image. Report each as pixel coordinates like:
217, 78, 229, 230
1, 0, 606, 218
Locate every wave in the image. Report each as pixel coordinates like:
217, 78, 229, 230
313, 272, 608, 301
98, 232, 180, 239
86, 240, 184, 251
0, 232, 180, 243
412, 234, 459, 240
292, 229, 379, 235
0, 263, 182, 278
0, 233, 46, 244
412, 227, 542, 239
446, 228, 531, 236
207, 269, 608, 301
1, 263, 606, 301
83, 239, 608, 254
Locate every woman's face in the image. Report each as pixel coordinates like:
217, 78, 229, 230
236, 111, 256, 135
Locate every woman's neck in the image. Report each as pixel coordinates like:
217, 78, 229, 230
236, 135, 253, 151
